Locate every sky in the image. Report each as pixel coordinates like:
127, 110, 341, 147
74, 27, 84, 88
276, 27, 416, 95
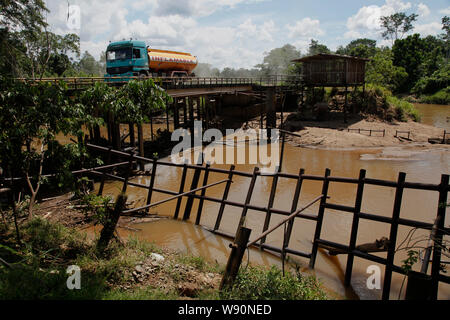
44, 0, 450, 69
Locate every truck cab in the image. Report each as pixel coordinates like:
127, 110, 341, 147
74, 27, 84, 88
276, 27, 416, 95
105, 40, 149, 81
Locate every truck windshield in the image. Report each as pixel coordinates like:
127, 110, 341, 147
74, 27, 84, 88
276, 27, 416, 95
107, 47, 132, 61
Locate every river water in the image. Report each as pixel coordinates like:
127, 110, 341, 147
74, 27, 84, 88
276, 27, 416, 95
95, 104, 449, 300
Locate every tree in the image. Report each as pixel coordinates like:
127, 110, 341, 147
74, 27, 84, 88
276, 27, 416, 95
17, 31, 80, 78
392, 34, 445, 91
0, 0, 48, 77
0, 1, 80, 78
442, 16, 449, 59
336, 38, 377, 58
307, 39, 331, 56
255, 44, 301, 76
365, 47, 408, 92
0, 79, 95, 218
77, 51, 103, 76
380, 12, 418, 44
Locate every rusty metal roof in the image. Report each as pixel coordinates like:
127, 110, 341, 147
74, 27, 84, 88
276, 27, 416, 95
292, 53, 370, 63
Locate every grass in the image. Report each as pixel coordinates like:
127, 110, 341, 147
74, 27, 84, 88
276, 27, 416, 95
220, 265, 327, 300
419, 87, 450, 105
0, 217, 328, 300
386, 95, 421, 122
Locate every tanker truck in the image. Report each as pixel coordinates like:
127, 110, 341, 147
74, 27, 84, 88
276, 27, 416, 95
104, 40, 198, 80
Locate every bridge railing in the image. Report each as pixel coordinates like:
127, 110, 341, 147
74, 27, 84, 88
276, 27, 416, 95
14, 75, 303, 90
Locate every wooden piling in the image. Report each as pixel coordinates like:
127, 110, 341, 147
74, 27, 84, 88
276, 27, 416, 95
145, 158, 158, 214
121, 153, 135, 194
195, 163, 210, 225
284, 168, 305, 247
137, 124, 145, 170
97, 194, 127, 253
129, 123, 135, 147
236, 167, 259, 235
97, 147, 112, 196
183, 163, 202, 221
173, 163, 188, 219
220, 226, 252, 290
214, 165, 236, 231
260, 172, 279, 246
382, 172, 406, 300
344, 169, 366, 286
430, 174, 449, 299
309, 168, 331, 269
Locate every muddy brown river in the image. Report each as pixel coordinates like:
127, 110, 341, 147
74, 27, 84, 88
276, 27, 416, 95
92, 104, 449, 300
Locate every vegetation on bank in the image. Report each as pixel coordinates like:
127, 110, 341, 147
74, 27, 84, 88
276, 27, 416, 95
0, 217, 328, 300
415, 87, 450, 105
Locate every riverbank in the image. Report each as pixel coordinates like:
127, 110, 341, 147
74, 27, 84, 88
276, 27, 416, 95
244, 113, 449, 150
0, 214, 328, 300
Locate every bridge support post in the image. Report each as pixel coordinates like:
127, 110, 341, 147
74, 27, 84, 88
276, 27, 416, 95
266, 88, 276, 133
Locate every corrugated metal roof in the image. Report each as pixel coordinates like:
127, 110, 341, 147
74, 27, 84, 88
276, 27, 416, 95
292, 53, 370, 63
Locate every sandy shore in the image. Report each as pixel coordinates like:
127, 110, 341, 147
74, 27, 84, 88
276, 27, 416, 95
245, 113, 449, 150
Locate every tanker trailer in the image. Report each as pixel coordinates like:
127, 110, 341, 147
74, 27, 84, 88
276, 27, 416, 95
105, 40, 198, 81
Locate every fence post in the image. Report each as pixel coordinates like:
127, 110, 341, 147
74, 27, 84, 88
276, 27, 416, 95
382, 172, 406, 300
236, 167, 259, 236
220, 226, 252, 290
309, 168, 331, 269
183, 163, 202, 221
97, 147, 112, 196
121, 152, 135, 194
97, 193, 127, 253
173, 163, 188, 219
260, 171, 279, 246
145, 158, 158, 214
195, 163, 210, 225
284, 168, 305, 247
430, 174, 449, 299
214, 165, 235, 231
345, 169, 366, 286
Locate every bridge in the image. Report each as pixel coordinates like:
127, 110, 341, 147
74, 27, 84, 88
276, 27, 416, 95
18, 75, 302, 145
16, 75, 303, 154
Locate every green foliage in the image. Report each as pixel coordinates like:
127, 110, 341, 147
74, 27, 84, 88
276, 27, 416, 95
307, 39, 331, 56
335, 38, 377, 58
221, 265, 327, 300
392, 34, 446, 92
77, 193, 113, 226
386, 95, 421, 122
401, 250, 419, 273
412, 63, 449, 95
119, 79, 171, 124
418, 87, 450, 105
366, 48, 408, 92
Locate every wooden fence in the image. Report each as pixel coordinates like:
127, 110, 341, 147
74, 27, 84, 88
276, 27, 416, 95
82, 143, 449, 300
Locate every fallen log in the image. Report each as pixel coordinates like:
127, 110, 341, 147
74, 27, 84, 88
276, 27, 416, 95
322, 237, 390, 256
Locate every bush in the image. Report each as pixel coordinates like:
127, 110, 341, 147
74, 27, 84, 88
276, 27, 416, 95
412, 64, 449, 95
386, 96, 421, 122
221, 265, 327, 300
419, 87, 450, 105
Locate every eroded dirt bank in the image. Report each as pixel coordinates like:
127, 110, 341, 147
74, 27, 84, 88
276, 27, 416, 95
244, 113, 449, 150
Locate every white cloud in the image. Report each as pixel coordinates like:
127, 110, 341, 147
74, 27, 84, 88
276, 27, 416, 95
417, 3, 430, 17
236, 18, 276, 42
414, 22, 443, 37
287, 18, 324, 39
154, 0, 262, 17
440, 7, 450, 15
344, 0, 412, 39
